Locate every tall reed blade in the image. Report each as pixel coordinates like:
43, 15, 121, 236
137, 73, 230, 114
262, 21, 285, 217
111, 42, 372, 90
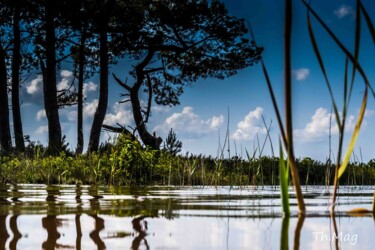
284, 0, 305, 213
249, 24, 287, 148
279, 142, 290, 216
348, 0, 361, 104
302, 0, 375, 97
306, 12, 342, 130
358, 0, 375, 45
338, 87, 368, 178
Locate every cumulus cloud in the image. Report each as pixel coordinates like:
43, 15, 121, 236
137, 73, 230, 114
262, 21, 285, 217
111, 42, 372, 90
36, 125, 48, 134
83, 81, 98, 98
334, 4, 354, 19
83, 99, 98, 118
36, 109, 46, 121
155, 106, 224, 137
26, 75, 43, 95
293, 68, 310, 81
104, 102, 134, 126
232, 107, 267, 141
57, 70, 74, 91
294, 107, 355, 143
60, 70, 73, 78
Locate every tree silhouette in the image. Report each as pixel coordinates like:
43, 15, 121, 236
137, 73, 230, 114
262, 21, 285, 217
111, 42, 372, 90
113, 0, 263, 149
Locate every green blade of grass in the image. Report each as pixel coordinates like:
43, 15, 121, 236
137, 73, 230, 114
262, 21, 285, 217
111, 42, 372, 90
344, 57, 349, 117
359, 0, 375, 45
279, 142, 290, 216
338, 87, 368, 178
348, 1, 361, 104
285, 0, 305, 214
249, 23, 288, 149
307, 12, 342, 130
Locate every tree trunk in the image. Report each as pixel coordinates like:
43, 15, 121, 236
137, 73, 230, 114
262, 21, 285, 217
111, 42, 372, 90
76, 30, 86, 155
44, 1, 62, 153
130, 51, 162, 149
130, 87, 162, 149
11, 4, 25, 151
0, 43, 12, 153
88, 3, 108, 153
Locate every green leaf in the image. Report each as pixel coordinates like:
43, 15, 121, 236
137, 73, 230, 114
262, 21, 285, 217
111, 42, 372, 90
279, 142, 290, 216
338, 87, 368, 178
307, 12, 341, 130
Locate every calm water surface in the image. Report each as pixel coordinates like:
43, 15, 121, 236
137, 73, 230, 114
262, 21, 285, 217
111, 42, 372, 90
0, 184, 374, 249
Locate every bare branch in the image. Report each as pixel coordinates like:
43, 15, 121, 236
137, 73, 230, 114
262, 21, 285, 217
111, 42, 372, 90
113, 73, 131, 91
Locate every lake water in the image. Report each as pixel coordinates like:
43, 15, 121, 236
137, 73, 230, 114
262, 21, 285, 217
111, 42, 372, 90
0, 184, 374, 249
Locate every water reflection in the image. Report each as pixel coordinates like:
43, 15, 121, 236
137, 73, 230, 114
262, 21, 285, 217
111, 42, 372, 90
9, 215, 22, 250
41, 215, 62, 249
280, 216, 289, 250
89, 214, 106, 250
131, 216, 150, 250
0, 185, 373, 249
0, 214, 9, 249
75, 214, 82, 250
280, 215, 305, 250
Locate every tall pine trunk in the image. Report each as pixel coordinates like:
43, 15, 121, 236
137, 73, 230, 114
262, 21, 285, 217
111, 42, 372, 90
44, 1, 62, 153
88, 5, 108, 153
76, 30, 86, 155
11, 4, 25, 151
0, 43, 12, 153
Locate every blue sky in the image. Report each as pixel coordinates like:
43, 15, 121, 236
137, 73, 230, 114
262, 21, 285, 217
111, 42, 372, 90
19, 0, 375, 162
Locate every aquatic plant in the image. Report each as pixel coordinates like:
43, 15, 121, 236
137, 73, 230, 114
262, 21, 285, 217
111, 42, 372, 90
250, 0, 305, 214
279, 143, 290, 216
302, 0, 372, 213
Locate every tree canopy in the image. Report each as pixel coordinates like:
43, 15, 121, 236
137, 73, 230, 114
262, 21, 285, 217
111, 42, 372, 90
0, 0, 263, 154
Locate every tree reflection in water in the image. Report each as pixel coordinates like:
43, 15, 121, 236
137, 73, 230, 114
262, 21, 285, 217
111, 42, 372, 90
9, 215, 22, 250
42, 215, 62, 250
0, 214, 9, 249
89, 214, 106, 250
131, 216, 150, 250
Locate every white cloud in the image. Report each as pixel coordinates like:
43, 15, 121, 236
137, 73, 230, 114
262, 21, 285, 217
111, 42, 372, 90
293, 68, 310, 81
60, 70, 73, 78
83, 81, 98, 98
232, 107, 266, 141
155, 106, 224, 137
36, 125, 48, 134
57, 70, 74, 91
334, 4, 354, 19
210, 115, 224, 129
83, 99, 98, 118
294, 107, 355, 143
26, 75, 43, 95
36, 109, 46, 121
104, 102, 134, 126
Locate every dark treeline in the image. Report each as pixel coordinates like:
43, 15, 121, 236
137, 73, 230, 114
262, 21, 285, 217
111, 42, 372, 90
0, 0, 263, 155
